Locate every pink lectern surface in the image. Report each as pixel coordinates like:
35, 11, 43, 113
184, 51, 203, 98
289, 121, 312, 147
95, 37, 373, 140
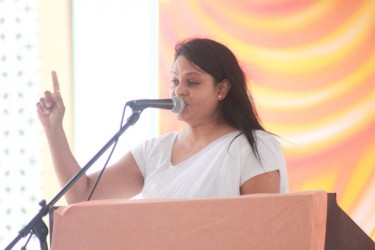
51, 191, 327, 250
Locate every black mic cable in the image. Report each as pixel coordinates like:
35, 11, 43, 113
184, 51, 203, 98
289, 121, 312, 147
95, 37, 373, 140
86, 96, 185, 201
86, 102, 131, 201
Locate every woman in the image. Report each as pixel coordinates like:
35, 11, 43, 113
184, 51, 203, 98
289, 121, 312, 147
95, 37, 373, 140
37, 38, 288, 204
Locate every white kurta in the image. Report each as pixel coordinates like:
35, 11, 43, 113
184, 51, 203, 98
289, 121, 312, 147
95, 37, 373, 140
131, 130, 288, 199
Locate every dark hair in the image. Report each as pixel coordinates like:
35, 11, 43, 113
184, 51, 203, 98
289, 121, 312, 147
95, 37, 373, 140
174, 38, 266, 158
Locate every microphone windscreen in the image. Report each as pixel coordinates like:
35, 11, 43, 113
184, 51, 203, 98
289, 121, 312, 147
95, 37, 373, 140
171, 96, 185, 113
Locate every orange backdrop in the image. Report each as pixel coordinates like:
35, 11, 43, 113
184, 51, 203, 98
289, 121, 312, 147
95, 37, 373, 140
158, 0, 375, 234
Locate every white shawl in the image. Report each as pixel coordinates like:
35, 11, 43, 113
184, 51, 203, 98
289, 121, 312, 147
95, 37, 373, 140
131, 130, 288, 199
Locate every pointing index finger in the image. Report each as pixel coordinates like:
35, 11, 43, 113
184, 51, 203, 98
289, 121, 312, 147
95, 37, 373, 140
51, 71, 60, 94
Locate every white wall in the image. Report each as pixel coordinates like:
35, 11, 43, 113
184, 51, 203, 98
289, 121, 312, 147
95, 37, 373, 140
72, 1, 159, 171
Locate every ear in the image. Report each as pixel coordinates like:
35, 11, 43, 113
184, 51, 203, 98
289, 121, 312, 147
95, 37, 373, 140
217, 79, 231, 100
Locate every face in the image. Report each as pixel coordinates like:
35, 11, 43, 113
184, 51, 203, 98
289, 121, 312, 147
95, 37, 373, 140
170, 55, 226, 126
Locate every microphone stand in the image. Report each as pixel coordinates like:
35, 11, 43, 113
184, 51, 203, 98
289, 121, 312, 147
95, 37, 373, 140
5, 110, 142, 250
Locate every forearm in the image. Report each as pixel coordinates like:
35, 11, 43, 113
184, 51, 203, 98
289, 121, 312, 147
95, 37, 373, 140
45, 126, 89, 203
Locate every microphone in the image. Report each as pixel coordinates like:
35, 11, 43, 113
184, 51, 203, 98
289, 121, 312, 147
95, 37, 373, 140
126, 96, 185, 113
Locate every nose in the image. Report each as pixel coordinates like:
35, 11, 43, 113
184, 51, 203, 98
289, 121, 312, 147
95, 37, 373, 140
174, 82, 187, 96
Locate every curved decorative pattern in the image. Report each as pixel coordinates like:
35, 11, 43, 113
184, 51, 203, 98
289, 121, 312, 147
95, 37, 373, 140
159, 0, 375, 234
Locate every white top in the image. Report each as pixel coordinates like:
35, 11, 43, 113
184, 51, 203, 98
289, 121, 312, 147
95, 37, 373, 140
131, 130, 288, 199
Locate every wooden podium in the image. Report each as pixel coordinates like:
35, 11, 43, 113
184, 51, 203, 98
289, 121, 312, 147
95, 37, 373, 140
49, 191, 374, 250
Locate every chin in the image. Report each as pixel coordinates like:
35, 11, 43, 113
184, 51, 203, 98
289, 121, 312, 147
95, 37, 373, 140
176, 110, 188, 121
176, 113, 184, 121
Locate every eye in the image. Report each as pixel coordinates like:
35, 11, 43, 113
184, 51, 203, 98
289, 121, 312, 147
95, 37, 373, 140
171, 79, 179, 86
187, 79, 198, 86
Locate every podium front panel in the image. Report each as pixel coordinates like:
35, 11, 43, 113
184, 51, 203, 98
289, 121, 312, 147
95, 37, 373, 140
51, 191, 328, 250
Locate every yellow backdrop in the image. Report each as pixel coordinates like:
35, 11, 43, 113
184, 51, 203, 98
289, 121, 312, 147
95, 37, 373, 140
158, 0, 375, 234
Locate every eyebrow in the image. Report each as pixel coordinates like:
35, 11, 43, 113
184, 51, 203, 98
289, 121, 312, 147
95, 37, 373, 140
171, 71, 201, 76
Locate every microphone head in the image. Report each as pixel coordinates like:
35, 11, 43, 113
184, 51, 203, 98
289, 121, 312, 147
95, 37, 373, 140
171, 96, 185, 113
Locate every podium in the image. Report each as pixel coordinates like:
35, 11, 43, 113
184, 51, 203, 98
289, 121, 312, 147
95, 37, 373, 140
49, 191, 374, 250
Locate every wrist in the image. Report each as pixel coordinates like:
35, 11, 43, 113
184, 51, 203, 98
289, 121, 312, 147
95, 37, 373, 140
44, 124, 65, 135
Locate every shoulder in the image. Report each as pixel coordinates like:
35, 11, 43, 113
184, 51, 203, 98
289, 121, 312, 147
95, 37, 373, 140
254, 130, 281, 149
131, 132, 177, 176
144, 132, 177, 148
132, 132, 177, 155
230, 130, 280, 149
254, 130, 283, 155
254, 130, 278, 142
253, 130, 286, 173
229, 130, 284, 165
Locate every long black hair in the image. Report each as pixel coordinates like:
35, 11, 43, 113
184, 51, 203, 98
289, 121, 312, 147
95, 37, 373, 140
174, 38, 267, 158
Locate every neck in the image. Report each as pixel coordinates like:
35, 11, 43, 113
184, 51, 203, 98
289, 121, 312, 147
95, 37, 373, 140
178, 119, 235, 149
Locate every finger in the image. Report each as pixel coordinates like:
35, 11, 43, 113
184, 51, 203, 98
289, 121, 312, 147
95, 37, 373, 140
44, 91, 54, 108
36, 102, 47, 114
39, 97, 46, 108
51, 71, 61, 94
37, 99, 51, 114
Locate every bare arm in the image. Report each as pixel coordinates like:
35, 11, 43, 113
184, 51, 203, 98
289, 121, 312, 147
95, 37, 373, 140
85, 152, 144, 201
240, 170, 280, 195
37, 71, 143, 204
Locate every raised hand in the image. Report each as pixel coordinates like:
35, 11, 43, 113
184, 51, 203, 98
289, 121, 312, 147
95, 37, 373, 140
36, 71, 65, 129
